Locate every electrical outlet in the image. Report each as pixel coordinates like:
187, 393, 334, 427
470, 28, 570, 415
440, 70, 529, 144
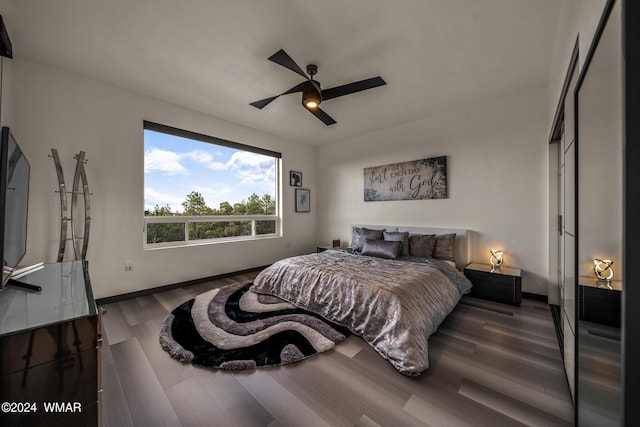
124, 261, 133, 271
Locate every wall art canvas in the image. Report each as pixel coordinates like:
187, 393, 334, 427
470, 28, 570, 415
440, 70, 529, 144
290, 171, 302, 187
295, 188, 310, 212
364, 156, 447, 201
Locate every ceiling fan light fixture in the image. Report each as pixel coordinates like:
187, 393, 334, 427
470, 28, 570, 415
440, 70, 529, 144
302, 89, 321, 109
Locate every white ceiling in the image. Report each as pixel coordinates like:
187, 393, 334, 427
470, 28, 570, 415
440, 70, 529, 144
1, 0, 560, 146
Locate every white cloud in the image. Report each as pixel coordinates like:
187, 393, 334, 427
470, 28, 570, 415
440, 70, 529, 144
144, 187, 184, 212
204, 151, 276, 187
236, 162, 276, 187
145, 147, 275, 185
182, 150, 214, 165
144, 148, 188, 175
192, 183, 234, 208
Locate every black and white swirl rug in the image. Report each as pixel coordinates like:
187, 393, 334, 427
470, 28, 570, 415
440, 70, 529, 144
160, 282, 351, 370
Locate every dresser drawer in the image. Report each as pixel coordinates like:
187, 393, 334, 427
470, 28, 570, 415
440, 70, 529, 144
1, 347, 98, 403
1, 315, 98, 376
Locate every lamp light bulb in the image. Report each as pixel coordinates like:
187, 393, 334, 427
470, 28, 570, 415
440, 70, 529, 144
593, 258, 614, 281
305, 100, 318, 108
489, 249, 504, 271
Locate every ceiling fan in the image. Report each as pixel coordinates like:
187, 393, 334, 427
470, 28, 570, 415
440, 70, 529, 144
250, 49, 386, 125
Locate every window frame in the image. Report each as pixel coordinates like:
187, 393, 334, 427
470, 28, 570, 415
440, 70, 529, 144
143, 121, 281, 249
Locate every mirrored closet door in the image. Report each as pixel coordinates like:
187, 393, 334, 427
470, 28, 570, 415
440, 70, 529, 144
575, 0, 622, 425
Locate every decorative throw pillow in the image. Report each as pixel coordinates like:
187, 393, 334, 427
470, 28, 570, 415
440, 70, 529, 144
433, 233, 456, 261
361, 239, 401, 259
350, 227, 360, 248
383, 231, 410, 256
408, 234, 436, 257
351, 227, 385, 251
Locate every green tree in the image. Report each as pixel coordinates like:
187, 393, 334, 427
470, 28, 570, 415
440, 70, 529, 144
261, 194, 276, 215
146, 204, 174, 216
245, 193, 264, 215
182, 191, 214, 216
233, 201, 247, 215
145, 204, 183, 244
145, 191, 277, 243
218, 201, 233, 215
183, 191, 214, 239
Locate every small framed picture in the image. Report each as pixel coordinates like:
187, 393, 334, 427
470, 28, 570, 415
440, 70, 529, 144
295, 188, 310, 212
290, 171, 302, 187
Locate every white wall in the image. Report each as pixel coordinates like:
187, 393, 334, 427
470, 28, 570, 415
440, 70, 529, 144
547, 0, 608, 130
316, 88, 549, 295
10, 58, 317, 299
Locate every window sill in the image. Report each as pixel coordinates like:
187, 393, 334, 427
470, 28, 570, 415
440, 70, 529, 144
143, 233, 281, 251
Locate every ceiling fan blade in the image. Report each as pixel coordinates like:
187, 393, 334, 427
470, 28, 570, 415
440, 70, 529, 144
268, 49, 308, 79
282, 80, 312, 95
306, 106, 337, 126
250, 81, 310, 109
321, 76, 386, 101
250, 96, 279, 109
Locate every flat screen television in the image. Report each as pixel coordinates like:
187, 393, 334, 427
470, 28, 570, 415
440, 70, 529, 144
1, 126, 30, 289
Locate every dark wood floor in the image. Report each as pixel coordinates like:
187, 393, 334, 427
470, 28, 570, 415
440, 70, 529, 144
99, 271, 573, 427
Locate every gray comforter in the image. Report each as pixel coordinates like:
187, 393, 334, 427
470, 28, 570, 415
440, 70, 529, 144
250, 250, 472, 375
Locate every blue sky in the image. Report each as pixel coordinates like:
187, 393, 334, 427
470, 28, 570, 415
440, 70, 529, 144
144, 130, 277, 213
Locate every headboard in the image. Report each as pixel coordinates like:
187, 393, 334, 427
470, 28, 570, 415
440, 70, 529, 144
352, 224, 471, 270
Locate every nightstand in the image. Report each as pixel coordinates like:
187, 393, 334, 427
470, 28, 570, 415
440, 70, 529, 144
464, 262, 522, 306
579, 277, 622, 327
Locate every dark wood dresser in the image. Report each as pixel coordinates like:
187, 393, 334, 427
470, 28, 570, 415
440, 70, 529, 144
0, 261, 100, 427
464, 262, 522, 306
579, 277, 622, 327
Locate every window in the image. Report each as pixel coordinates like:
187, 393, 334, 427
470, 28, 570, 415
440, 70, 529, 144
143, 121, 280, 247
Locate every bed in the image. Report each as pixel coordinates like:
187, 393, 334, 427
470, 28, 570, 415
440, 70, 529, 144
250, 225, 473, 376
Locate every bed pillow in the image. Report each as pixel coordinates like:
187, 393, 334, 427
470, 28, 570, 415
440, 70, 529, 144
383, 231, 410, 256
433, 233, 456, 261
409, 234, 436, 257
351, 227, 386, 251
361, 239, 401, 259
